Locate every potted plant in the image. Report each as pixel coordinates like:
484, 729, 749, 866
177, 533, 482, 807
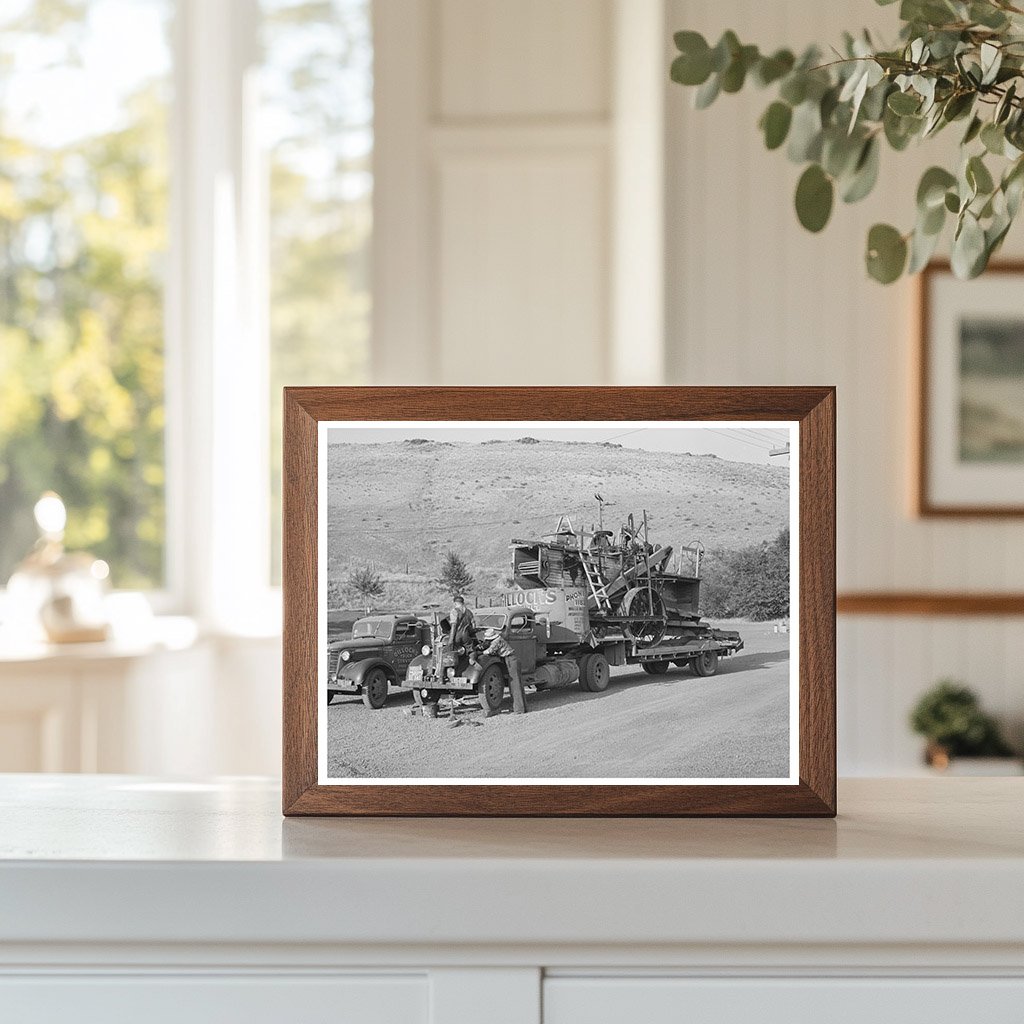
909, 680, 1018, 772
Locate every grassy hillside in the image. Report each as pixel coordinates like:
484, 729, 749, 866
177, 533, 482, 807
326, 437, 789, 609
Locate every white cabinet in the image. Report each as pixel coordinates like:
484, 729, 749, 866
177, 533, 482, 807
2, 778, 1023, 1024
1, 975, 428, 1024
545, 977, 1024, 1024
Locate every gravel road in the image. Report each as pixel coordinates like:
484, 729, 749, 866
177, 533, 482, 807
325, 621, 791, 780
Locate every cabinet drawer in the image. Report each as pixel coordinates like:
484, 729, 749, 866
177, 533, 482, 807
544, 977, 1024, 1024
0, 974, 427, 1024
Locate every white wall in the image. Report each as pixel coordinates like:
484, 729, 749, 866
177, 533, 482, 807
665, 0, 1024, 772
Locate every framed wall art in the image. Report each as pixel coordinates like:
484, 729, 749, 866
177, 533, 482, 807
282, 387, 836, 816
917, 261, 1024, 517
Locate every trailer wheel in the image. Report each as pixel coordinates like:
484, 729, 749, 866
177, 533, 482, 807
641, 660, 671, 675
361, 668, 390, 709
477, 665, 506, 713
692, 651, 719, 677
579, 653, 610, 692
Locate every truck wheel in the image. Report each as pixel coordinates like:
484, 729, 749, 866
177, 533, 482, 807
579, 653, 610, 692
477, 665, 506, 713
692, 651, 719, 677
641, 660, 670, 675
361, 668, 390, 709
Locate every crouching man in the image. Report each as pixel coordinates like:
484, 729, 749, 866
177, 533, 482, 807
479, 627, 527, 716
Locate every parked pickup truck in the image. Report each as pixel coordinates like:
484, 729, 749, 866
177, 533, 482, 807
328, 613, 432, 709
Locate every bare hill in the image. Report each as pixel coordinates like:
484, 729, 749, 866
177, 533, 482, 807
326, 438, 789, 607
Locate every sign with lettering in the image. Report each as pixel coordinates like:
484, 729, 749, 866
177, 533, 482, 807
502, 587, 589, 637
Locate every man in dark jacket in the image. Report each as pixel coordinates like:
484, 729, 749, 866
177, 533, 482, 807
480, 627, 527, 715
447, 595, 475, 653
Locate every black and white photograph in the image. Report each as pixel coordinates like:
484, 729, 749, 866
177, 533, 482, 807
317, 421, 798, 784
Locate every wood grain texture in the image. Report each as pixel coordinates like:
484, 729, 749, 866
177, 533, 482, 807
282, 387, 836, 817
838, 592, 1024, 616
916, 260, 1024, 518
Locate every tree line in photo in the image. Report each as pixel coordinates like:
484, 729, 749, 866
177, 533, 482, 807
331, 529, 790, 624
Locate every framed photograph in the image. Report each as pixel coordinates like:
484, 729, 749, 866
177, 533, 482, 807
917, 261, 1024, 516
283, 387, 835, 816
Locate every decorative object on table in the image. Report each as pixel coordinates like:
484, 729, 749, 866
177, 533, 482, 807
670, 1, 1024, 283
910, 679, 1017, 770
4, 492, 111, 644
281, 386, 836, 817
916, 260, 1024, 515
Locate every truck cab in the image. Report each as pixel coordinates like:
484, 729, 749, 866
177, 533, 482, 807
328, 613, 432, 709
402, 607, 591, 714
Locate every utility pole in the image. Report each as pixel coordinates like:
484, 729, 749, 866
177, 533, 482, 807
769, 444, 791, 460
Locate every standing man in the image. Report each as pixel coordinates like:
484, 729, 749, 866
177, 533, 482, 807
480, 627, 527, 715
447, 594, 475, 653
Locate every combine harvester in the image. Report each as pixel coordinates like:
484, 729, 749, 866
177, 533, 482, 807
507, 503, 743, 678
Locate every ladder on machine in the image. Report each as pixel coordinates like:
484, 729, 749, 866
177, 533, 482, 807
578, 550, 612, 612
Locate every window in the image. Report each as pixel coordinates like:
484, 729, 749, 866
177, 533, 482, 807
261, 0, 373, 580
0, 0, 373, 619
0, 0, 172, 589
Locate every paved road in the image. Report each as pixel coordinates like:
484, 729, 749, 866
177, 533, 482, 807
325, 622, 791, 780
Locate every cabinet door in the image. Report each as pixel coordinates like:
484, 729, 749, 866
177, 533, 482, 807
0, 974, 428, 1024
544, 977, 1024, 1024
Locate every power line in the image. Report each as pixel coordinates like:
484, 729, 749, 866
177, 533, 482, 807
328, 508, 577, 536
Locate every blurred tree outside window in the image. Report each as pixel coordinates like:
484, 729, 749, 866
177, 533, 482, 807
262, 0, 372, 582
0, 0, 172, 589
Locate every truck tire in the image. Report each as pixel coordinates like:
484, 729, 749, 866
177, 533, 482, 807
579, 652, 610, 693
641, 660, 670, 675
692, 651, 719, 677
361, 668, 390, 709
477, 664, 506, 713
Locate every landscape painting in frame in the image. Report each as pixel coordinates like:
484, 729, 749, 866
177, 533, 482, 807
920, 263, 1024, 515
316, 421, 799, 786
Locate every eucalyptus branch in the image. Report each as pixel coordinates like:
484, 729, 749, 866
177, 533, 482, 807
670, 0, 1024, 283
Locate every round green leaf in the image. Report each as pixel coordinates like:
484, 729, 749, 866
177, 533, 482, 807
967, 155, 995, 196
842, 137, 880, 203
760, 101, 792, 150
694, 73, 721, 109
944, 190, 960, 214
981, 122, 1005, 155
795, 164, 834, 233
887, 91, 920, 116
917, 166, 957, 211
671, 32, 712, 86
866, 223, 908, 284
952, 212, 987, 279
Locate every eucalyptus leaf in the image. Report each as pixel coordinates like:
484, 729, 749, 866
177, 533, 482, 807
951, 211, 987, 278
866, 223, 908, 283
694, 73, 721, 109
842, 137, 881, 203
760, 102, 793, 150
967, 154, 995, 195
795, 164, 834, 232
787, 101, 823, 162
888, 90, 921, 115
754, 49, 795, 87
908, 221, 943, 273
980, 122, 1005, 155
917, 166, 957, 210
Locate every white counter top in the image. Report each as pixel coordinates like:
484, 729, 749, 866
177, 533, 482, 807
1, 775, 1023, 956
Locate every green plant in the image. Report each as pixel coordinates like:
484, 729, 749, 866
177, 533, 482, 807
670, 0, 1024, 283
909, 679, 1014, 756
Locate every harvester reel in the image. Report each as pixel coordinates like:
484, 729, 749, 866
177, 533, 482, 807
621, 587, 666, 647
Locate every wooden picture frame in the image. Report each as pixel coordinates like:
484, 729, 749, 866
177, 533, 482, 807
283, 387, 836, 817
917, 260, 1024, 517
